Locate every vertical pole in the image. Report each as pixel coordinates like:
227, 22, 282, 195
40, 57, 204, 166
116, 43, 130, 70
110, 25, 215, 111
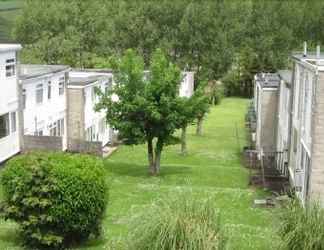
260, 149, 266, 187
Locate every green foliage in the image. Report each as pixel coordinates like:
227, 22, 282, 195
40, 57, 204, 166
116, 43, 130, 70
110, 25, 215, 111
128, 191, 226, 250
96, 49, 192, 175
191, 81, 210, 120
279, 200, 324, 250
0, 152, 108, 249
12, 0, 324, 96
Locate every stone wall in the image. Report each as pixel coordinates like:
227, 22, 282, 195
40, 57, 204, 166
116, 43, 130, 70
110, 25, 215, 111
23, 135, 63, 151
310, 71, 324, 205
260, 90, 278, 152
67, 139, 102, 157
66, 88, 85, 141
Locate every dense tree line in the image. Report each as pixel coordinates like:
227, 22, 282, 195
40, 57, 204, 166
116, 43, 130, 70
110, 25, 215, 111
14, 0, 324, 97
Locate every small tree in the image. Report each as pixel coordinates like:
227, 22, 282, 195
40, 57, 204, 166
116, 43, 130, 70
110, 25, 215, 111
96, 49, 192, 175
192, 81, 211, 136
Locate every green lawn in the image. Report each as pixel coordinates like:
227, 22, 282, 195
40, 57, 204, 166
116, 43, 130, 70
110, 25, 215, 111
0, 98, 280, 249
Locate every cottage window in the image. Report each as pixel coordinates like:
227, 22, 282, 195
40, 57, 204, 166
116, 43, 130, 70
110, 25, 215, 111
10, 112, 16, 133
35, 130, 43, 136
59, 77, 65, 95
22, 89, 26, 109
48, 81, 52, 99
57, 118, 64, 136
49, 122, 57, 136
36, 84, 43, 104
0, 113, 10, 139
5, 58, 15, 77
86, 126, 95, 141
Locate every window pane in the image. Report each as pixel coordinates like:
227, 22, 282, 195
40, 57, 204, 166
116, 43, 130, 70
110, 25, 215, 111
48, 82, 51, 99
59, 77, 65, 95
11, 112, 16, 133
22, 89, 26, 109
0, 113, 10, 138
6, 65, 15, 77
36, 84, 43, 104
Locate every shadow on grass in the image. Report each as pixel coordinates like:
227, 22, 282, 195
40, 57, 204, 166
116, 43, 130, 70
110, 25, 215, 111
106, 161, 192, 178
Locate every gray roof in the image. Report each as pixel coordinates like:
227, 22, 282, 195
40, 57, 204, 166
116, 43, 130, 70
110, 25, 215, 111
292, 52, 324, 61
0, 44, 22, 52
20, 64, 69, 80
278, 70, 292, 85
255, 73, 280, 88
68, 74, 109, 87
71, 68, 113, 74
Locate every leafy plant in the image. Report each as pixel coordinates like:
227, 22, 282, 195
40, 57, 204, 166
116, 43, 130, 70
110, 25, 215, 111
0, 152, 108, 249
96, 49, 193, 175
128, 191, 226, 250
279, 199, 324, 250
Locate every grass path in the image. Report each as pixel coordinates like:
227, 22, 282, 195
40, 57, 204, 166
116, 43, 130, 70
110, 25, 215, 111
0, 98, 280, 249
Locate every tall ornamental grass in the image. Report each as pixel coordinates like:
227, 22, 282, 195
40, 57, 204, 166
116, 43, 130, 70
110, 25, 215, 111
128, 192, 226, 250
279, 199, 324, 250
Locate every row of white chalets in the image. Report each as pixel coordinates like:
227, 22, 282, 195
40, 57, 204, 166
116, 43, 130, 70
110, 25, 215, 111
252, 44, 324, 206
0, 43, 194, 163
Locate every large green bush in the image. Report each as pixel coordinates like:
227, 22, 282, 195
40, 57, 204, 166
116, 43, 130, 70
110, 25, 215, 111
0, 152, 108, 249
279, 200, 324, 250
128, 191, 226, 250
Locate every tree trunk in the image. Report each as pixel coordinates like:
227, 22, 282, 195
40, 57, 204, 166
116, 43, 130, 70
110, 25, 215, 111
147, 138, 155, 175
196, 116, 203, 136
181, 125, 187, 155
153, 138, 163, 175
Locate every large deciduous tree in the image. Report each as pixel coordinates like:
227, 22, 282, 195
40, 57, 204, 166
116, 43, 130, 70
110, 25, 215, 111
95, 49, 192, 175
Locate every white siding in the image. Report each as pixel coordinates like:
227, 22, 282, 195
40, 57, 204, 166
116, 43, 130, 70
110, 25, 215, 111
0, 48, 21, 162
21, 72, 68, 148
179, 72, 194, 97
69, 71, 113, 146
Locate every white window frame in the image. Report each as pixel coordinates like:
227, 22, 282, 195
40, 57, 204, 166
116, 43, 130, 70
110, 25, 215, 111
5, 58, 16, 77
59, 77, 65, 95
36, 84, 44, 104
0, 113, 10, 139
10, 112, 17, 133
22, 88, 26, 109
48, 81, 52, 100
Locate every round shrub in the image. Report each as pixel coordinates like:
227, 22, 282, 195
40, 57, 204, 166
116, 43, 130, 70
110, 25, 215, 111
128, 191, 226, 250
0, 151, 108, 249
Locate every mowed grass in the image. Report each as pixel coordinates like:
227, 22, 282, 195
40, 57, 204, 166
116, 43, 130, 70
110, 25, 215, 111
0, 98, 280, 249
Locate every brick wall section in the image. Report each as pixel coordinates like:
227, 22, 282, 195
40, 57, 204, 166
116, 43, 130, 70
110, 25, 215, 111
260, 90, 278, 152
310, 72, 324, 204
67, 139, 102, 157
23, 135, 62, 151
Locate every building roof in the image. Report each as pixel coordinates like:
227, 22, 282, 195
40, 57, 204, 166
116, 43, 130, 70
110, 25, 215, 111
278, 70, 292, 85
255, 73, 280, 88
69, 75, 102, 87
292, 52, 324, 61
0, 43, 22, 52
68, 70, 112, 88
20, 64, 69, 80
292, 52, 324, 71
